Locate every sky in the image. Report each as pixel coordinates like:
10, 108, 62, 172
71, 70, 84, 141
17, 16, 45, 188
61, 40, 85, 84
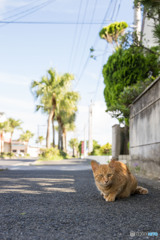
0, 0, 134, 147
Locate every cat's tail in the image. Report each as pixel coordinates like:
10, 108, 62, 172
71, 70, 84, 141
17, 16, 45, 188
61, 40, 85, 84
135, 186, 148, 195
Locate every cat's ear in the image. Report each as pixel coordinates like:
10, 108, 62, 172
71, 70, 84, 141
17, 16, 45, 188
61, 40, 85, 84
109, 159, 116, 168
91, 160, 99, 172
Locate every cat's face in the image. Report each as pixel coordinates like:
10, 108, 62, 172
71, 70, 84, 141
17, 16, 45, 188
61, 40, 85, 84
91, 161, 115, 187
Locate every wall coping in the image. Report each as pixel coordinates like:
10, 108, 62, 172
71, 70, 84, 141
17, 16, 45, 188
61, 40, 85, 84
130, 76, 160, 106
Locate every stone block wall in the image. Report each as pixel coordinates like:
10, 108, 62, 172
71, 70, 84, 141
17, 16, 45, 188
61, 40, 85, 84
129, 77, 160, 178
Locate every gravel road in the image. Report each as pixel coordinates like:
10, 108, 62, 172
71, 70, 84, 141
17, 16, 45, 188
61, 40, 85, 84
0, 169, 160, 240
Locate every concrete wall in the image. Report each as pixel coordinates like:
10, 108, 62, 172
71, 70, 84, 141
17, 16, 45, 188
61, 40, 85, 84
112, 125, 120, 159
142, 14, 158, 48
112, 124, 129, 159
86, 155, 130, 165
130, 77, 160, 178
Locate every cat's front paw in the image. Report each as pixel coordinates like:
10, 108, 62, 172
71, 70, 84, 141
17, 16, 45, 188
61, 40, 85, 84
104, 194, 116, 202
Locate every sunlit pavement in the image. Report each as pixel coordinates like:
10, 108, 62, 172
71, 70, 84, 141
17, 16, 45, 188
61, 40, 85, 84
0, 158, 91, 171
0, 169, 160, 240
0, 158, 160, 240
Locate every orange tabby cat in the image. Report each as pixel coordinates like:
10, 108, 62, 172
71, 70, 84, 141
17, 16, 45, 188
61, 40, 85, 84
91, 159, 148, 202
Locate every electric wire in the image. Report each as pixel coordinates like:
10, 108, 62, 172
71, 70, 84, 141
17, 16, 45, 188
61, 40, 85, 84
74, 0, 113, 89
1, 0, 50, 21
110, 0, 118, 20
0, 0, 55, 28
70, 0, 90, 72
0, 0, 44, 18
93, 44, 108, 102
114, 0, 122, 20
78, 0, 98, 71
80, 0, 117, 74
68, 0, 83, 72
0, 20, 112, 25
93, 0, 122, 102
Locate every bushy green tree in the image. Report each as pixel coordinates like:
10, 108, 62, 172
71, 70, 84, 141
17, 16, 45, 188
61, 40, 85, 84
90, 140, 101, 155
39, 147, 67, 161
100, 143, 112, 156
103, 46, 159, 125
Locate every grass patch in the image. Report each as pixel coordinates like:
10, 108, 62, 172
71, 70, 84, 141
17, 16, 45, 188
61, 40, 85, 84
38, 147, 69, 161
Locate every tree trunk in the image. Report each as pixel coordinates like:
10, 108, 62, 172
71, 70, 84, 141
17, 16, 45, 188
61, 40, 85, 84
46, 107, 55, 148
58, 121, 61, 150
73, 147, 75, 157
52, 117, 55, 148
60, 128, 63, 151
57, 118, 63, 151
10, 132, 13, 153
46, 94, 56, 148
62, 128, 67, 153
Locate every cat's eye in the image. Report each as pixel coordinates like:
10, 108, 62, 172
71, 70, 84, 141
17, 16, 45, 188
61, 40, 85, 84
107, 174, 112, 177
99, 174, 103, 178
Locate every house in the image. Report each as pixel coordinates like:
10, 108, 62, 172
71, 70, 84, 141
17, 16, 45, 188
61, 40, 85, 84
11, 140, 27, 156
0, 112, 11, 153
11, 140, 40, 157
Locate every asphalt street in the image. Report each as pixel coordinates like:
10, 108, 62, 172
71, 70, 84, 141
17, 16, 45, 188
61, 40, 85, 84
0, 159, 160, 240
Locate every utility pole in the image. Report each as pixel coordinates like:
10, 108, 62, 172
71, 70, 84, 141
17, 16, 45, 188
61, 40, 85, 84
84, 125, 86, 157
88, 101, 93, 154
134, 2, 141, 41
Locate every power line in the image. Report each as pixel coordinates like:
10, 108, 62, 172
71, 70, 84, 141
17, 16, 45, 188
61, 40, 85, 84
93, 44, 109, 102
114, 0, 122, 19
110, 0, 118, 20
78, 0, 98, 70
68, 0, 83, 72
74, 0, 113, 89
0, 0, 44, 18
0, 20, 113, 25
2, 0, 50, 21
93, 0, 122, 102
70, 0, 90, 72
0, 0, 56, 28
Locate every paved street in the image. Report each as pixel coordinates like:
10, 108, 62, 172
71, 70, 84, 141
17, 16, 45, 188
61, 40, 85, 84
0, 159, 160, 240
0, 158, 91, 171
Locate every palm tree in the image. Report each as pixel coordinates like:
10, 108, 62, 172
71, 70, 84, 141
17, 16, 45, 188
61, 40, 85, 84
36, 136, 44, 146
31, 68, 74, 148
19, 130, 34, 153
69, 138, 79, 157
63, 121, 75, 153
56, 91, 80, 151
7, 118, 22, 153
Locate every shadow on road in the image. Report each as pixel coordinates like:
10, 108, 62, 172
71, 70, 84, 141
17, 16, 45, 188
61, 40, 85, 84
0, 170, 159, 240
